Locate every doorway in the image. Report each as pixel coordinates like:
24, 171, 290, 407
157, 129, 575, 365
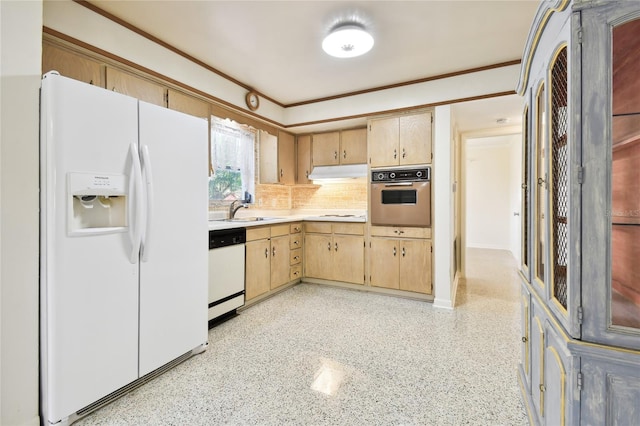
461, 133, 522, 275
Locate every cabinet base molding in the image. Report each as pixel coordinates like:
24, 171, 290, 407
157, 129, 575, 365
302, 278, 434, 302
240, 279, 300, 309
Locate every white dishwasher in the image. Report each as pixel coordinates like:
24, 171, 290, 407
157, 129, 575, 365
208, 228, 246, 326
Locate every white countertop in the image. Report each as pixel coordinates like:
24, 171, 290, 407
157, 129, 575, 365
208, 213, 366, 231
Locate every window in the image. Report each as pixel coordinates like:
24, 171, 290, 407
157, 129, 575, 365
209, 116, 255, 204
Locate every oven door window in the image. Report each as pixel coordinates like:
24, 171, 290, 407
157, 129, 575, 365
381, 189, 417, 205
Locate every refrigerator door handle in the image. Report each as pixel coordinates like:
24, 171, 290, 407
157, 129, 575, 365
128, 142, 144, 264
140, 144, 154, 262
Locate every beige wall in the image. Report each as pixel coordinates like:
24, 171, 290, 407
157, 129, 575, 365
0, 1, 42, 425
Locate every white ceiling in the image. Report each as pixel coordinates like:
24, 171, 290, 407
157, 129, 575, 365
87, 0, 539, 133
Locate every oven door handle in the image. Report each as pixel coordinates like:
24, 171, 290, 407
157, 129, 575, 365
383, 182, 414, 187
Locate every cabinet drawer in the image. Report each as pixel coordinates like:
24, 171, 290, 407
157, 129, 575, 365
290, 264, 302, 280
305, 222, 332, 234
290, 248, 302, 265
333, 223, 364, 235
370, 226, 431, 239
247, 226, 271, 241
290, 223, 302, 234
290, 234, 302, 250
271, 224, 290, 237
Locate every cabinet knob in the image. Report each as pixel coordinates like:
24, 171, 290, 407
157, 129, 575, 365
521, 336, 528, 343
539, 384, 546, 393
393, 247, 397, 256
272, 247, 276, 257
280, 169, 284, 177
393, 148, 397, 159
305, 170, 309, 179
334, 151, 338, 160
327, 242, 331, 251
335, 242, 338, 252
264, 248, 268, 258
402, 247, 406, 257
294, 240, 299, 245
294, 256, 300, 261
343, 150, 347, 159
402, 148, 406, 158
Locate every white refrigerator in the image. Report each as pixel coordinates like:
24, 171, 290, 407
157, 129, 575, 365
40, 72, 209, 425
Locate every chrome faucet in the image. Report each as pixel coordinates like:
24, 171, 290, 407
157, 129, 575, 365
229, 199, 247, 219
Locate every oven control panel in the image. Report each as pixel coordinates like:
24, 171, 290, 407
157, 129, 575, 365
371, 167, 430, 182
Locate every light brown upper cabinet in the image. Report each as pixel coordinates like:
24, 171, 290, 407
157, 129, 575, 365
312, 131, 340, 165
260, 130, 295, 185
312, 128, 367, 166
278, 131, 295, 185
42, 42, 103, 87
105, 66, 166, 107
340, 128, 368, 164
167, 89, 209, 119
296, 135, 312, 184
368, 112, 432, 167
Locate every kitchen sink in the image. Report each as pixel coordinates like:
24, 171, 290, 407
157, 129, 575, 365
219, 216, 277, 222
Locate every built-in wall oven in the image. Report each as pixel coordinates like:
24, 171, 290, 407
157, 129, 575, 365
370, 166, 431, 227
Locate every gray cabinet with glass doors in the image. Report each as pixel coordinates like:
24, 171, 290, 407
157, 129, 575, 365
517, 1, 640, 425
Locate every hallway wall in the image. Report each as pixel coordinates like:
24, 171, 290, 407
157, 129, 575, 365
465, 134, 520, 251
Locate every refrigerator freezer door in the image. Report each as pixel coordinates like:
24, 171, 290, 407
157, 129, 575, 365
137, 101, 209, 376
40, 74, 140, 422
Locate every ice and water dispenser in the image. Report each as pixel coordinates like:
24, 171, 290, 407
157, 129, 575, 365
68, 172, 127, 235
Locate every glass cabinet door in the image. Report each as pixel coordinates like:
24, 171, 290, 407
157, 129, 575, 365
581, 3, 640, 350
522, 105, 531, 278
611, 17, 640, 330
549, 46, 569, 313
534, 83, 547, 291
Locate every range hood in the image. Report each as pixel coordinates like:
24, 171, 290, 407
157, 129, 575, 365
308, 164, 368, 180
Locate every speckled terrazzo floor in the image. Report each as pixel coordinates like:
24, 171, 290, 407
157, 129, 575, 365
76, 248, 527, 425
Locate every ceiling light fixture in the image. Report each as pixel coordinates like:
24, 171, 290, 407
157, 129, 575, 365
322, 23, 374, 58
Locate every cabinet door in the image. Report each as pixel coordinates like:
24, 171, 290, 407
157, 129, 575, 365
340, 128, 367, 164
400, 112, 432, 165
369, 117, 399, 167
106, 67, 166, 107
370, 238, 400, 289
521, 284, 532, 391
312, 132, 340, 166
530, 302, 546, 422
270, 235, 290, 289
42, 43, 103, 87
543, 328, 569, 426
259, 130, 278, 184
167, 89, 209, 119
333, 235, 365, 284
245, 239, 271, 300
297, 135, 312, 184
278, 131, 295, 185
399, 239, 431, 294
304, 234, 332, 280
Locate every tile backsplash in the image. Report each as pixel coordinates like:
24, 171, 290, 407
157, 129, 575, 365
291, 182, 367, 210
210, 181, 367, 214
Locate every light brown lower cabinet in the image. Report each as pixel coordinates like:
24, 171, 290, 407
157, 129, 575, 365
245, 224, 301, 301
245, 238, 271, 300
270, 234, 290, 290
369, 226, 432, 294
304, 222, 365, 285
